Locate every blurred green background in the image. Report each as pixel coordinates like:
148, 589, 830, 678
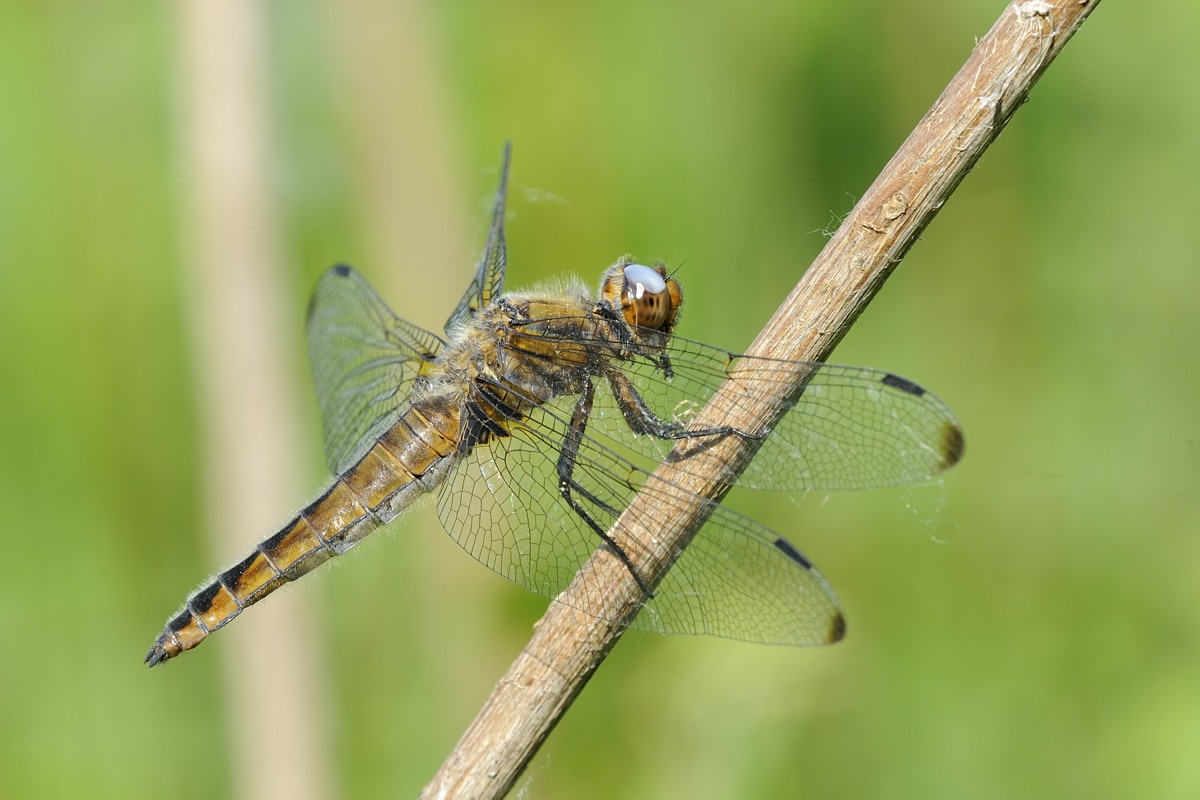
4, 1, 1198, 798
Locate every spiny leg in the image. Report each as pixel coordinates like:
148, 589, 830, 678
605, 366, 764, 446
556, 378, 653, 597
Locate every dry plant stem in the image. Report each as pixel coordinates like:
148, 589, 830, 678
423, 2, 1100, 797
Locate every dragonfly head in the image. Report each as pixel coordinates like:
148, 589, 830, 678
601, 260, 683, 336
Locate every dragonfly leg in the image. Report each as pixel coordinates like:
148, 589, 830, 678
556, 378, 653, 597
605, 366, 764, 444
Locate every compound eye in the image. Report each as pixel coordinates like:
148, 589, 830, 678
622, 263, 676, 331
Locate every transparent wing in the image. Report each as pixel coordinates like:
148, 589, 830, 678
515, 323, 964, 492
306, 264, 445, 474
435, 382, 844, 645
445, 142, 510, 336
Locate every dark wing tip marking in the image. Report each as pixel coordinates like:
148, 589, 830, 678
880, 371, 965, 472
773, 536, 814, 569
332, 263, 352, 278
827, 611, 847, 644
940, 423, 966, 470
880, 372, 926, 397
773, 537, 845, 645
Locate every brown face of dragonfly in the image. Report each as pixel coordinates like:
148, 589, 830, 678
601, 261, 683, 335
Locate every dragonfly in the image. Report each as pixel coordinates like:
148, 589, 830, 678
145, 145, 964, 667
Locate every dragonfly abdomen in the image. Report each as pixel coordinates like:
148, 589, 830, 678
144, 484, 373, 666
145, 406, 462, 667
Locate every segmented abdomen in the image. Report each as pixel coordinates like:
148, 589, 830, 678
145, 401, 462, 667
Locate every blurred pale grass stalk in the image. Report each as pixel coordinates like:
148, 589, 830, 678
423, 1, 1102, 797
177, 2, 331, 799
320, 0, 504, 728
320, 0, 473, 312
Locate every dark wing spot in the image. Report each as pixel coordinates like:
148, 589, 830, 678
940, 423, 966, 470
773, 537, 814, 570
880, 372, 925, 396
332, 263, 351, 278
826, 611, 847, 644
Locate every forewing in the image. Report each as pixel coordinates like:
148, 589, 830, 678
306, 264, 445, 474
435, 383, 844, 645
445, 143, 510, 336
574, 333, 964, 492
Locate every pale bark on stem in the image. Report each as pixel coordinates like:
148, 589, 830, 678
423, 2, 1101, 797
